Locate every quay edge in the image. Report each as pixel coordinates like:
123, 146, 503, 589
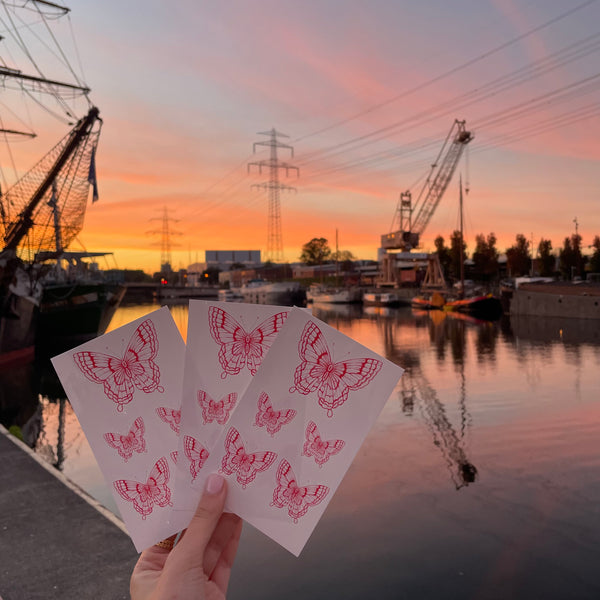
0, 424, 137, 600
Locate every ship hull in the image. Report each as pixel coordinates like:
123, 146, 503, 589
36, 282, 126, 352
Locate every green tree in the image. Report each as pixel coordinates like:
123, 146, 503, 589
506, 233, 531, 277
538, 238, 555, 276
559, 234, 584, 279
472, 232, 498, 281
589, 235, 600, 273
300, 237, 332, 266
449, 230, 467, 281
434, 234, 451, 281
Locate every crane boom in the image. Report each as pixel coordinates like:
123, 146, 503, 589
381, 119, 472, 251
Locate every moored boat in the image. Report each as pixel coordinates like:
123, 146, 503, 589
306, 284, 362, 304
444, 293, 503, 320
240, 279, 305, 306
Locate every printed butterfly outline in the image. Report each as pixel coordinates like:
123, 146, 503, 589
73, 319, 164, 412
289, 321, 383, 417
271, 459, 329, 523
183, 435, 210, 482
197, 390, 237, 425
302, 421, 345, 468
220, 427, 277, 489
103, 417, 147, 462
254, 391, 296, 437
156, 407, 181, 434
208, 306, 289, 379
113, 457, 172, 519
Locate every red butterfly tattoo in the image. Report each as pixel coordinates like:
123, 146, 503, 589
220, 427, 277, 489
183, 435, 210, 481
73, 319, 164, 412
254, 392, 296, 437
302, 421, 345, 467
208, 307, 289, 378
197, 390, 237, 425
113, 457, 171, 519
170, 451, 178, 465
289, 321, 382, 417
103, 417, 147, 462
271, 459, 329, 523
156, 407, 181, 434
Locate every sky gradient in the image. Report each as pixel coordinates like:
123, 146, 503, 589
1, 0, 599, 273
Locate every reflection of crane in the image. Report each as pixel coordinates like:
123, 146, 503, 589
381, 120, 473, 252
400, 360, 477, 489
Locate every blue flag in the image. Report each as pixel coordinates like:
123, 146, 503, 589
88, 146, 99, 203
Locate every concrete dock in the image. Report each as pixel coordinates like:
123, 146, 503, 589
0, 426, 138, 600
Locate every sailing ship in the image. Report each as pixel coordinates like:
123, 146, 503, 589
0, 0, 112, 363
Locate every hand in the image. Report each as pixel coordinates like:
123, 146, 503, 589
131, 474, 242, 600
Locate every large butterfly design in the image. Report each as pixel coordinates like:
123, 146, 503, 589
220, 427, 277, 489
302, 421, 345, 468
197, 390, 237, 425
113, 457, 171, 519
254, 391, 296, 437
289, 321, 383, 417
156, 407, 181, 434
183, 435, 210, 482
73, 319, 164, 412
103, 417, 147, 462
271, 459, 329, 523
208, 307, 289, 379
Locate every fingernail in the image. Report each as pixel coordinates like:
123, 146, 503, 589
206, 473, 225, 495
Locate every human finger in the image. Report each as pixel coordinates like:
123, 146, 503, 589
209, 517, 243, 595
168, 473, 227, 561
203, 512, 242, 578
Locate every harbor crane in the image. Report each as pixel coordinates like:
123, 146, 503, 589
379, 119, 472, 287
382, 119, 473, 252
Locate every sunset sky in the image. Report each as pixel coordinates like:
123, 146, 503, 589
1, 0, 599, 274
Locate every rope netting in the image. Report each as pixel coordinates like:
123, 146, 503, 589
0, 121, 100, 263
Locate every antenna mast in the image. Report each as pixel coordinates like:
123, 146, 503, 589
248, 128, 299, 262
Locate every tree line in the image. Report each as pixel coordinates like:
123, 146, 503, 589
434, 231, 600, 282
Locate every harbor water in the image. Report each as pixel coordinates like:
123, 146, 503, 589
1, 301, 600, 599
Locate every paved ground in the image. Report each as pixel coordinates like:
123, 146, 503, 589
0, 426, 138, 600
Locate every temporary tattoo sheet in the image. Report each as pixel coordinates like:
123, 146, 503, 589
51, 306, 185, 552
170, 301, 291, 530
175, 307, 404, 556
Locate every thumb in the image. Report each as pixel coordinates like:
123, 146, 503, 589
177, 473, 228, 555
152, 474, 227, 596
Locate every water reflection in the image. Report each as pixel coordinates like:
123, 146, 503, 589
2, 302, 600, 598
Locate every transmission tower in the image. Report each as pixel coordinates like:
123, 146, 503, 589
148, 206, 181, 274
248, 128, 299, 262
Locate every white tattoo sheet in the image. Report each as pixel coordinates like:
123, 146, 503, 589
51, 306, 185, 552
169, 300, 291, 533
172, 307, 404, 556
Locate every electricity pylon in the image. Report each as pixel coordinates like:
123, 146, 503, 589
148, 206, 181, 273
248, 128, 299, 262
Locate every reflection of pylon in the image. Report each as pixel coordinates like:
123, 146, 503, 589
248, 129, 299, 262
148, 207, 181, 273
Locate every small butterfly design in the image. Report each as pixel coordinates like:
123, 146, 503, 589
183, 435, 210, 482
220, 427, 277, 489
271, 459, 329, 523
302, 421, 345, 468
103, 417, 147, 462
73, 319, 164, 412
156, 407, 181, 434
289, 321, 382, 417
170, 451, 178, 465
197, 390, 237, 425
254, 391, 296, 437
208, 306, 288, 379
113, 457, 172, 519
